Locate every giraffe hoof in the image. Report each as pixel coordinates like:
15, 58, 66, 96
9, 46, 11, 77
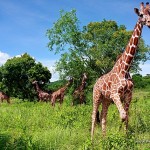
120, 112, 127, 122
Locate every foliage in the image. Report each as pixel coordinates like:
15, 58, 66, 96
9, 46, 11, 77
0, 89, 149, 149
0, 53, 51, 100
46, 10, 150, 82
132, 74, 150, 89
47, 80, 66, 92
143, 74, 150, 89
132, 74, 146, 88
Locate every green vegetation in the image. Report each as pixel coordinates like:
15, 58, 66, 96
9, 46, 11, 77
46, 10, 150, 80
0, 53, 51, 100
0, 89, 149, 150
0, 9, 150, 150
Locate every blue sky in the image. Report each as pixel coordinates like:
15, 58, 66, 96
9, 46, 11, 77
0, 0, 150, 81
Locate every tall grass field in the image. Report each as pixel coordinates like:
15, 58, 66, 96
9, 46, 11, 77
0, 89, 150, 150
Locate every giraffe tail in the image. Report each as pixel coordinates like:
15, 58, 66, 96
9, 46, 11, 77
96, 110, 100, 124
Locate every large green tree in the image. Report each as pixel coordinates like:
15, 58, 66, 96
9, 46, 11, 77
46, 10, 150, 83
0, 53, 51, 100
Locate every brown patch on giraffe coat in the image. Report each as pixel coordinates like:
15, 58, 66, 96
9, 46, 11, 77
113, 67, 117, 73
136, 28, 140, 35
103, 83, 107, 91
124, 54, 127, 60
105, 91, 111, 98
133, 37, 138, 45
119, 70, 126, 77
117, 64, 121, 72
125, 55, 133, 64
126, 46, 130, 53
130, 47, 135, 55
137, 24, 141, 30
108, 82, 111, 88
130, 38, 134, 45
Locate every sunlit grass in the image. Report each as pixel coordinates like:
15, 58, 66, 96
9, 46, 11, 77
0, 89, 149, 149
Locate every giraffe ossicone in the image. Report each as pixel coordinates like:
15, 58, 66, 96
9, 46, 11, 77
91, 2, 150, 139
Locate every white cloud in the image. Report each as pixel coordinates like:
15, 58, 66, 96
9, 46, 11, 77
0, 51, 11, 66
0, 52, 59, 82
38, 59, 59, 82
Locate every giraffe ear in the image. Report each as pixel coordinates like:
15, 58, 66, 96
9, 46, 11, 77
134, 8, 140, 16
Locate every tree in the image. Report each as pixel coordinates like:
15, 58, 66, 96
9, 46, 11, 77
132, 74, 146, 89
0, 53, 51, 100
46, 10, 150, 84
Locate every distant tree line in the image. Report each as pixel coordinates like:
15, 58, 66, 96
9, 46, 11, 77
132, 74, 150, 89
0, 53, 51, 100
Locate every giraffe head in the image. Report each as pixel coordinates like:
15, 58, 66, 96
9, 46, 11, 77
69, 77, 73, 84
32, 80, 38, 84
83, 73, 87, 80
134, 2, 150, 28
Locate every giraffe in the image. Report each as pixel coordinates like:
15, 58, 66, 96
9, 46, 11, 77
32, 80, 51, 102
72, 73, 88, 105
91, 2, 150, 138
51, 78, 73, 106
0, 91, 10, 104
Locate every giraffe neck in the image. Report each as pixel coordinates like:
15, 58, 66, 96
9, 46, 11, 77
63, 82, 69, 91
81, 78, 86, 89
113, 20, 143, 73
35, 83, 41, 93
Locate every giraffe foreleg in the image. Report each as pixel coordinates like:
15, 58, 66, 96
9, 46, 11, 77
124, 92, 132, 131
60, 94, 64, 105
51, 96, 56, 107
111, 93, 127, 122
7, 98, 10, 104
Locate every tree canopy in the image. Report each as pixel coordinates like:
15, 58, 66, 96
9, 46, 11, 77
0, 53, 51, 100
46, 10, 150, 83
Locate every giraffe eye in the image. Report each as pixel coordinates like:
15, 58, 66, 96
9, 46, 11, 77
139, 14, 143, 17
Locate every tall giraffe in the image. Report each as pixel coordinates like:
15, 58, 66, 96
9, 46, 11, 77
51, 78, 73, 106
72, 73, 87, 105
91, 2, 150, 138
32, 80, 51, 102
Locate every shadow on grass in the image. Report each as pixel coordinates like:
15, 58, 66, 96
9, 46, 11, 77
0, 134, 11, 149
0, 133, 41, 150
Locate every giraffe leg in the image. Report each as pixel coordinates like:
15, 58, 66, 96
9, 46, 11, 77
51, 97, 55, 107
60, 94, 64, 105
7, 98, 10, 104
91, 90, 101, 140
124, 92, 132, 131
81, 94, 86, 105
111, 94, 127, 122
100, 100, 110, 136
80, 94, 84, 105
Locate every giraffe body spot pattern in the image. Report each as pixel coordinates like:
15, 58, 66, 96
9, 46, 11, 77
91, 2, 150, 139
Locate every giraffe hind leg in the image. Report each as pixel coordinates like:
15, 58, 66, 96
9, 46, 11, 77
91, 93, 101, 140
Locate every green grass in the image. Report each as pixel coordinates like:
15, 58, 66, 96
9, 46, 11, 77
0, 90, 150, 150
